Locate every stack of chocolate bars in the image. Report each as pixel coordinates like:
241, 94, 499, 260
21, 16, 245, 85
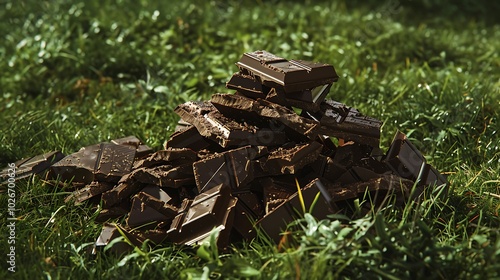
1, 51, 448, 253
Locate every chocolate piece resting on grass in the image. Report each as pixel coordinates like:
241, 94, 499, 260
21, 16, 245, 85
4, 51, 448, 252
49, 142, 136, 183
0, 151, 65, 184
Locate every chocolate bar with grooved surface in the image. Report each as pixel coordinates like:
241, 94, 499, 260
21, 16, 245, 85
193, 146, 260, 192
50, 142, 136, 184
227, 73, 326, 112
236, 50, 338, 94
303, 100, 382, 147
167, 184, 237, 248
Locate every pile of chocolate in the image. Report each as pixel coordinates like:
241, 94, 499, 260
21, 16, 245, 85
1, 51, 448, 253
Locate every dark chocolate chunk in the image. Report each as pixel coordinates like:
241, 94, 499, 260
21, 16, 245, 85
193, 146, 257, 192
127, 186, 176, 228
133, 164, 194, 188
94, 224, 132, 255
265, 88, 322, 113
134, 187, 178, 217
64, 181, 115, 205
175, 100, 287, 147
236, 50, 338, 94
303, 100, 382, 147
101, 175, 143, 208
384, 131, 426, 181
111, 136, 152, 159
226, 72, 268, 98
50, 143, 135, 184
262, 141, 323, 175
1, 151, 65, 184
211, 93, 319, 139
165, 126, 213, 152
134, 148, 197, 169
94, 143, 136, 182
167, 184, 237, 248
256, 178, 333, 243
235, 191, 264, 218
327, 174, 414, 203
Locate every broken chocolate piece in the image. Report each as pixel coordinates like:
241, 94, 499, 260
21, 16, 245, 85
127, 186, 177, 228
101, 174, 142, 208
226, 72, 268, 98
94, 143, 136, 182
193, 146, 258, 192
64, 181, 115, 205
303, 100, 382, 147
211, 93, 319, 139
256, 178, 333, 243
94, 224, 131, 255
384, 131, 426, 181
167, 184, 237, 248
133, 164, 194, 188
111, 136, 153, 159
175, 100, 287, 147
134, 187, 178, 217
262, 141, 323, 175
327, 174, 413, 203
236, 50, 338, 94
0, 151, 65, 184
165, 125, 213, 151
50, 142, 135, 184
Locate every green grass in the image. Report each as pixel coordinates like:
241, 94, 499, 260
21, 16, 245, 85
1, 0, 499, 279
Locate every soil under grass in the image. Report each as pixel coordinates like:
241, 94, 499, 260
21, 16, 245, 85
1, 0, 499, 279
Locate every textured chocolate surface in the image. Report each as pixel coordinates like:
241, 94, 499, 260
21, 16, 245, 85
236, 50, 338, 93
0, 151, 65, 184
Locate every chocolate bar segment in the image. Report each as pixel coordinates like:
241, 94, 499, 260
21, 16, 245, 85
226, 72, 268, 98
50, 142, 135, 184
111, 136, 152, 159
165, 125, 213, 151
384, 131, 426, 182
256, 178, 333, 243
175, 100, 287, 147
64, 181, 115, 205
236, 50, 338, 93
303, 100, 382, 147
127, 186, 177, 228
132, 163, 194, 188
101, 173, 143, 208
211, 93, 319, 139
94, 143, 136, 182
262, 141, 323, 175
1, 151, 65, 183
193, 146, 258, 192
167, 184, 237, 248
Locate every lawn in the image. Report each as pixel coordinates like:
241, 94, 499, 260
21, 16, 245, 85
1, 0, 499, 279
